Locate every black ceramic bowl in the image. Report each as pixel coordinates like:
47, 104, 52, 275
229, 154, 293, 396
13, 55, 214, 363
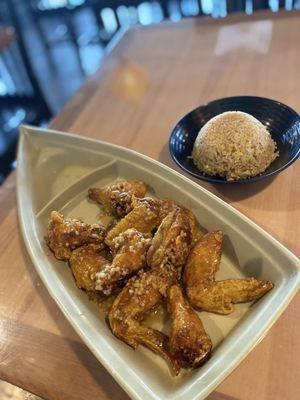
169, 96, 300, 184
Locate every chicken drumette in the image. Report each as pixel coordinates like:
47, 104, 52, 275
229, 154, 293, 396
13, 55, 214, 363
156, 198, 201, 243
183, 231, 274, 314
69, 244, 110, 291
105, 197, 160, 246
167, 284, 212, 368
69, 228, 151, 294
146, 209, 191, 269
94, 228, 152, 295
46, 211, 105, 260
88, 180, 147, 217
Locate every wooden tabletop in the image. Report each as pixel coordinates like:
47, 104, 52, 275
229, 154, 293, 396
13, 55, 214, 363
0, 10, 300, 400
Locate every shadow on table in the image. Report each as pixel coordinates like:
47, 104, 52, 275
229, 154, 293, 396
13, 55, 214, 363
206, 393, 240, 400
158, 141, 276, 202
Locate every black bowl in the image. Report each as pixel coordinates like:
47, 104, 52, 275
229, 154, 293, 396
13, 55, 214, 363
169, 96, 300, 184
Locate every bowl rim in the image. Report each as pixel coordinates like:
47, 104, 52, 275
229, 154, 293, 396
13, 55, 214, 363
169, 95, 300, 184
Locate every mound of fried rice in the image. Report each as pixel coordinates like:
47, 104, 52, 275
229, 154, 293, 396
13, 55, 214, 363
192, 111, 278, 180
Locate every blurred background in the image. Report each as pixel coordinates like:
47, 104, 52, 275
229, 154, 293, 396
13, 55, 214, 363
0, 0, 299, 184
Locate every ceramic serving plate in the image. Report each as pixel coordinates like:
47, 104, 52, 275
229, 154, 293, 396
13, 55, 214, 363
17, 125, 300, 400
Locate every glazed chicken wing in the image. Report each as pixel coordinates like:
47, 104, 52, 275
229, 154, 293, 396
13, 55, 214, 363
69, 229, 151, 295
109, 267, 180, 375
109, 208, 192, 375
190, 278, 274, 314
147, 210, 192, 269
167, 285, 212, 368
94, 228, 151, 295
105, 197, 160, 246
157, 199, 201, 243
184, 230, 223, 283
69, 244, 110, 291
183, 231, 274, 314
46, 211, 105, 260
88, 180, 147, 217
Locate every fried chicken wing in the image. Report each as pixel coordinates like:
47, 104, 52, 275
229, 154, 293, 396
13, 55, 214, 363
156, 198, 177, 222
87, 290, 117, 314
109, 210, 192, 375
105, 197, 160, 246
184, 230, 223, 283
88, 180, 147, 217
190, 278, 274, 314
94, 229, 152, 295
147, 210, 191, 269
69, 244, 110, 291
46, 211, 105, 260
184, 232, 274, 314
70, 229, 151, 295
167, 285, 212, 368
157, 199, 201, 243
109, 267, 180, 375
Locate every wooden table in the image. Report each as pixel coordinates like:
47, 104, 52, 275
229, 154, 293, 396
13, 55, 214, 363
0, 10, 299, 400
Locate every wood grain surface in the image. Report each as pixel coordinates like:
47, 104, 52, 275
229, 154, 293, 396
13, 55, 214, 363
0, 10, 299, 400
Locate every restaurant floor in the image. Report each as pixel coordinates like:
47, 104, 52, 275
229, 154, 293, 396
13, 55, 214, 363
0, 380, 43, 400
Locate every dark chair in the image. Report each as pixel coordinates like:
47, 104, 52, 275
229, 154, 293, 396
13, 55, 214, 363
24, 1, 171, 77
0, 0, 52, 183
226, 0, 292, 13
1, 1, 51, 119
226, 1, 246, 12
25, 1, 172, 45
25, 0, 114, 77
252, 1, 271, 10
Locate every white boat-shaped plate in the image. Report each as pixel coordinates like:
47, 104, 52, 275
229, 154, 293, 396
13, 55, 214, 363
17, 125, 300, 400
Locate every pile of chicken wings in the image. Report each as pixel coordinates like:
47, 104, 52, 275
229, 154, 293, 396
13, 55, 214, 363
46, 180, 273, 376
